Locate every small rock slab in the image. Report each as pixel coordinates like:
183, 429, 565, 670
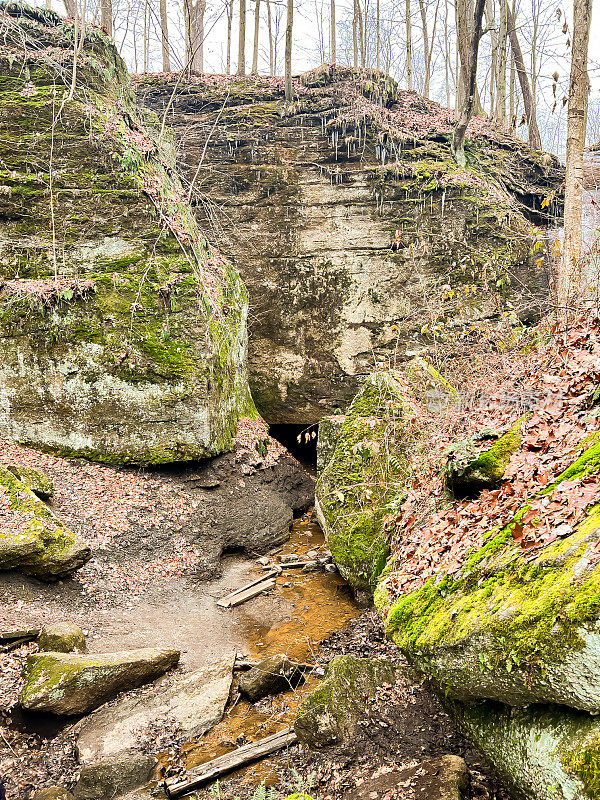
76, 655, 235, 764
7, 464, 54, 500
346, 755, 468, 800
32, 790, 74, 800
72, 753, 155, 800
38, 622, 86, 653
238, 654, 307, 701
0, 465, 90, 580
19, 648, 180, 715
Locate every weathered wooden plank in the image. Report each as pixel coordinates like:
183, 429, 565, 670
227, 577, 276, 607
0, 629, 39, 643
165, 727, 298, 797
216, 570, 279, 608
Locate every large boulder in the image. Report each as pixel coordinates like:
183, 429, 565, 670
385, 441, 600, 713
76, 655, 234, 763
449, 699, 600, 800
0, 4, 255, 465
136, 66, 562, 424
19, 648, 180, 715
314, 370, 418, 601
0, 465, 90, 580
294, 655, 404, 748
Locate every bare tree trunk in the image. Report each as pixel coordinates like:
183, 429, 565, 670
485, 0, 497, 117
494, 0, 507, 124
330, 0, 336, 62
284, 0, 293, 99
100, 0, 112, 35
557, 0, 593, 311
375, 0, 379, 70
251, 0, 261, 73
143, 0, 149, 72
159, 0, 170, 71
226, 0, 234, 73
405, 0, 413, 89
63, 0, 77, 16
417, 0, 429, 96
352, 0, 359, 67
503, 0, 542, 149
508, 13, 515, 128
452, 0, 486, 165
444, 0, 451, 106
266, 0, 274, 73
185, 0, 206, 72
237, 0, 247, 74
356, 0, 365, 66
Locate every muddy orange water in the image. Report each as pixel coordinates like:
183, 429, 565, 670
165, 510, 359, 793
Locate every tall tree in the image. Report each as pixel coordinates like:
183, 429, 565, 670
352, 0, 359, 66
185, 0, 206, 72
375, 0, 379, 70
494, 0, 508, 125
159, 0, 170, 72
405, 0, 413, 89
237, 0, 246, 74
100, 0, 112, 34
330, 0, 336, 62
266, 0, 274, 73
503, 0, 541, 149
251, 0, 261, 73
417, 0, 429, 96
452, 0, 486, 165
284, 0, 293, 98
557, 0, 593, 310
225, 0, 234, 73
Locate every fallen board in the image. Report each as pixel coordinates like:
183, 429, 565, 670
227, 577, 277, 607
0, 629, 39, 643
216, 570, 279, 608
165, 727, 298, 797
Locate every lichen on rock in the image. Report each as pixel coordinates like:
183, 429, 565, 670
0, 2, 256, 464
0, 464, 90, 579
314, 371, 418, 601
384, 441, 600, 712
294, 654, 404, 747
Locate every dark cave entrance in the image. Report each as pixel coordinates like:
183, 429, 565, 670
269, 423, 318, 470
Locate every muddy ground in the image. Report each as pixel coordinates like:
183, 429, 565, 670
0, 438, 509, 800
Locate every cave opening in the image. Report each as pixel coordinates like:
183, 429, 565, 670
269, 423, 318, 470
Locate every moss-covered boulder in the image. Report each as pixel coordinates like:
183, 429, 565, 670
0, 3, 255, 465
314, 371, 417, 601
38, 622, 87, 653
7, 464, 54, 500
445, 418, 523, 495
0, 465, 90, 579
385, 441, 600, 712
316, 415, 346, 476
294, 655, 404, 747
19, 647, 180, 715
449, 699, 600, 800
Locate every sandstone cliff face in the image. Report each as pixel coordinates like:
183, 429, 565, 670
0, 3, 254, 463
137, 65, 562, 424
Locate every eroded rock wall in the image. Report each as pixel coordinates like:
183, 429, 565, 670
136, 66, 562, 423
0, 3, 255, 464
